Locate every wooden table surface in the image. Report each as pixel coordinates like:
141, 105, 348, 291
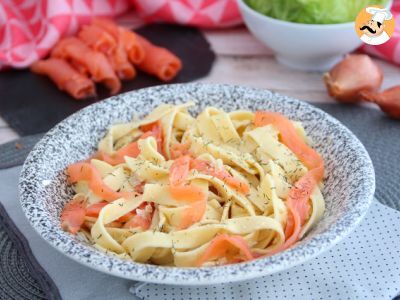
1, 26, 399, 145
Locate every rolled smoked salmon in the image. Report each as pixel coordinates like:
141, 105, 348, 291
78, 25, 116, 54
92, 18, 119, 39
136, 35, 182, 82
51, 37, 121, 94
31, 58, 95, 100
92, 18, 145, 65
107, 43, 136, 80
79, 24, 136, 80
31, 19, 183, 100
119, 28, 146, 64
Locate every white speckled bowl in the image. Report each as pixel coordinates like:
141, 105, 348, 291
237, 0, 393, 71
19, 83, 375, 285
237, 0, 359, 71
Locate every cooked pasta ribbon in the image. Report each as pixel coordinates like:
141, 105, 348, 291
61, 103, 325, 267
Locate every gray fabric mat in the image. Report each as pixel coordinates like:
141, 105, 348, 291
0, 166, 136, 300
0, 201, 61, 299
0, 103, 398, 209
315, 103, 400, 210
0, 133, 44, 169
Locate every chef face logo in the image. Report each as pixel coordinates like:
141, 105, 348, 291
360, 19, 385, 37
355, 6, 395, 46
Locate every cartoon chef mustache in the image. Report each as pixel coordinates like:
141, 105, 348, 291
360, 25, 376, 34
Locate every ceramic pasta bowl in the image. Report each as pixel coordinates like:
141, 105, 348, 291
19, 83, 375, 285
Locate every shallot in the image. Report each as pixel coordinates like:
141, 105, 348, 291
360, 86, 400, 119
323, 54, 383, 103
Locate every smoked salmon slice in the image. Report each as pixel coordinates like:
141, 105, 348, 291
119, 28, 146, 64
79, 23, 136, 80
67, 162, 131, 201
85, 202, 108, 217
78, 24, 116, 54
180, 200, 206, 229
95, 120, 164, 166
190, 158, 250, 194
108, 44, 136, 80
169, 185, 208, 202
95, 141, 141, 166
31, 58, 95, 100
168, 155, 208, 203
60, 195, 86, 234
124, 214, 151, 230
139, 120, 164, 157
170, 142, 192, 159
169, 155, 191, 186
168, 155, 208, 228
51, 37, 121, 94
122, 202, 153, 229
135, 35, 182, 82
255, 111, 324, 251
92, 18, 145, 65
92, 18, 119, 39
123, 203, 153, 230
254, 111, 324, 182
85, 201, 151, 229
284, 171, 315, 241
168, 154, 247, 228
169, 155, 249, 195
197, 234, 254, 266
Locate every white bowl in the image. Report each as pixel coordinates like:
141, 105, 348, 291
237, 0, 364, 71
19, 84, 375, 285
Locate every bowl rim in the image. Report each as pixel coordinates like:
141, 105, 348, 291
19, 83, 375, 285
237, 0, 392, 29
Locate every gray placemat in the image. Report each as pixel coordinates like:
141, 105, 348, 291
0, 166, 137, 300
0, 133, 44, 169
0, 201, 61, 299
315, 103, 400, 210
1, 103, 398, 209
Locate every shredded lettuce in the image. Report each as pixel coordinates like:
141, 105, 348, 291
244, 0, 389, 24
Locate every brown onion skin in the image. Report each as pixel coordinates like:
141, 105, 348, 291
323, 54, 383, 103
360, 86, 400, 119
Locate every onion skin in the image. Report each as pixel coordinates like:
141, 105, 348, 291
360, 86, 400, 119
323, 54, 383, 103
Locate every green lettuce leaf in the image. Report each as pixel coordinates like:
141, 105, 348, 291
244, 0, 389, 24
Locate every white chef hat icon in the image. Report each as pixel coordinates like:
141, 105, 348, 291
366, 7, 392, 23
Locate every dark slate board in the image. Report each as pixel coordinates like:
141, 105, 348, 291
0, 24, 215, 136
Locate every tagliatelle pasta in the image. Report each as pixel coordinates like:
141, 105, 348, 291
60, 103, 325, 267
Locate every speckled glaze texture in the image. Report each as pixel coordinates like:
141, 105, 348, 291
19, 84, 375, 285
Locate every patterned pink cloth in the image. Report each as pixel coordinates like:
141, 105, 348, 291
0, 0, 131, 68
1, 0, 399, 70
361, 0, 400, 65
131, 0, 241, 28
0, 0, 241, 69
